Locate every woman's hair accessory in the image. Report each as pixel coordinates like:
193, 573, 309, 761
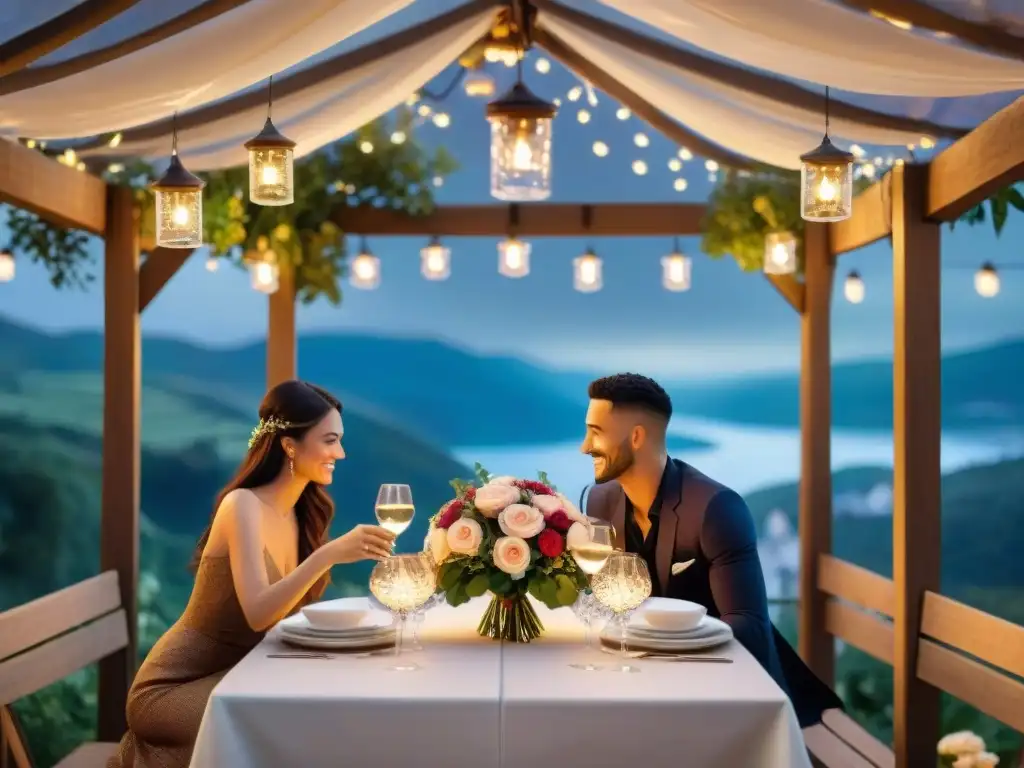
248, 415, 292, 449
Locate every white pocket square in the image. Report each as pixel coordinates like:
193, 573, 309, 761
671, 559, 696, 576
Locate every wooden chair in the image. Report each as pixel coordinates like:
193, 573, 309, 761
0, 572, 128, 767
805, 708, 896, 768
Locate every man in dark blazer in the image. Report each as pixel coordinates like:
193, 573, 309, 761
579, 373, 842, 728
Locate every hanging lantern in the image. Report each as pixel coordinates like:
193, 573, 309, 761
800, 86, 854, 222
151, 154, 205, 249
245, 76, 295, 206
205, 256, 219, 272
573, 249, 602, 293
0, 247, 13, 282
764, 232, 798, 275
661, 237, 691, 292
421, 236, 451, 280
844, 270, 865, 304
245, 250, 279, 294
486, 61, 556, 201
498, 237, 531, 278
464, 71, 496, 98
350, 239, 380, 290
975, 262, 1000, 298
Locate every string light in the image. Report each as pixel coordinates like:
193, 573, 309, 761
464, 71, 496, 98
247, 250, 280, 294
844, 270, 865, 303
673, 178, 688, 192
616, 107, 630, 120
577, 109, 591, 124
632, 160, 648, 175
433, 113, 451, 128
567, 86, 582, 102
535, 58, 551, 74
351, 239, 381, 290
661, 238, 691, 291
391, 131, 407, 144
498, 237, 531, 278
634, 133, 649, 148
593, 141, 609, 157
678, 148, 693, 161
573, 249, 602, 293
359, 140, 374, 154
205, 256, 218, 272
417, 104, 432, 117
0, 246, 14, 282
421, 236, 451, 280
668, 158, 682, 172
975, 262, 1000, 297
763, 232, 798, 275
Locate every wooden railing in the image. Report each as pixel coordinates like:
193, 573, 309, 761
817, 554, 1024, 733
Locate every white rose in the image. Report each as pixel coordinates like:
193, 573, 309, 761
939, 732, 986, 757
447, 518, 483, 556
474, 483, 521, 518
531, 494, 564, 518
555, 492, 587, 524
498, 503, 546, 539
489, 475, 519, 486
426, 526, 451, 563
566, 521, 591, 550
953, 757, 977, 768
975, 754, 1000, 768
492, 536, 531, 579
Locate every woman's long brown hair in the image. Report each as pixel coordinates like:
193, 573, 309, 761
190, 380, 341, 600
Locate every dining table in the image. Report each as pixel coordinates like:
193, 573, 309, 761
189, 597, 812, 768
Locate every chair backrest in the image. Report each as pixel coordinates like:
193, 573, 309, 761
0, 571, 127, 707
804, 708, 895, 768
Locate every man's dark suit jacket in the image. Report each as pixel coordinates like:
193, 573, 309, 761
582, 458, 842, 728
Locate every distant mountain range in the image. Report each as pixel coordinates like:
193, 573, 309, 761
2, 314, 1023, 441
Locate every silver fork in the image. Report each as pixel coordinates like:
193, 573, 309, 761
600, 647, 732, 663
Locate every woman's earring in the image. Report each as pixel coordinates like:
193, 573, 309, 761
288, 454, 295, 477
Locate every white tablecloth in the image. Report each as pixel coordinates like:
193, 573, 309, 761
190, 598, 811, 768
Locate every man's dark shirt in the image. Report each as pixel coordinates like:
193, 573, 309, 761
623, 460, 670, 596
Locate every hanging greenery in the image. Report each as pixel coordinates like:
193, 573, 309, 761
3, 107, 456, 303
702, 166, 1023, 275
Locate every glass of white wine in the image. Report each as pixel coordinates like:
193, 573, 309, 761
568, 520, 614, 671
591, 552, 652, 673
375, 483, 414, 544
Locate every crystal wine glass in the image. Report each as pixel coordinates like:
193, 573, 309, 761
375, 484, 414, 543
368, 554, 436, 671
568, 520, 614, 671
409, 592, 445, 651
591, 552, 652, 673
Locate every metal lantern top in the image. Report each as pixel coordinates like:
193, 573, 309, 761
244, 117, 297, 151
151, 153, 205, 192
799, 134, 854, 167
486, 81, 557, 122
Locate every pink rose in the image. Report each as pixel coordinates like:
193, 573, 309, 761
474, 482, 521, 518
530, 494, 564, 518
498, 503, 546, 539
492, 536, 531, 579
555, 492, 587, 524
489, 475, 519, 486
566, 521, 591, 551
426, 526, 451, 563
446, 518, 483, 556
537, 529, 565, 558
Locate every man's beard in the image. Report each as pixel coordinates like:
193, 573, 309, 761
591, 439, 635, 483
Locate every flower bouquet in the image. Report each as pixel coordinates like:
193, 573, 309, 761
423, 464, 592, 642
937, 731, 1000, 768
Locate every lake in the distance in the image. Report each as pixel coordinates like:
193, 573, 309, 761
453, 415, 1023, 508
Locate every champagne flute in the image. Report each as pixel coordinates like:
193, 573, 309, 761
368, 554, 436, 671
591, 552, 652, 673
375, 484, 414, 544
569, 520, 614, 671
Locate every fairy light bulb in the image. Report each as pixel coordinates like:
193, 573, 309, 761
844, 270, 865, 303
974, 262, 1000, 298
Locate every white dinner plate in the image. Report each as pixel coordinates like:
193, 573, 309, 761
628, 615, 730, 640
278, 613, 393, 638
278, 626, 398, 651
601, 620, 733, 652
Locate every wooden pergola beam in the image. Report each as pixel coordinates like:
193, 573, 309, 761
139, 248, 196, 311
764, 273, 805, 313
533, 27, 755, 170
0, 0, 144, 77
831, 175, 894, 256
836, 0, 1024, 63
334, 203, 708, 237
0, 140, 107, 234
267, 266, 297, 389
928, 95, 1024, 221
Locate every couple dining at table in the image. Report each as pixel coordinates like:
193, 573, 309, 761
106, 374, 842, 768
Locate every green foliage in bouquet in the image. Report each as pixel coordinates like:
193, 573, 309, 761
4, 107, 456, 303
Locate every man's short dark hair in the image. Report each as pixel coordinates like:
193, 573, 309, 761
588, 373, 672, 421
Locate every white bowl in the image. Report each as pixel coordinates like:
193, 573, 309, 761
302, 597, 371, 631
640, 597, 707, 632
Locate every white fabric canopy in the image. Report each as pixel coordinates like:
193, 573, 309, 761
598, 0, 1024, 96
79, 8, 495, 170
0, 0, 413, 139
541, 16, 933, 169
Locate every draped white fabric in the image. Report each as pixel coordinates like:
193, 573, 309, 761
80, 9, 495, 170
0, 0, 413, 139
541, 16, 932, 164
541, 18, 922, 169
597, 0, 1024, 96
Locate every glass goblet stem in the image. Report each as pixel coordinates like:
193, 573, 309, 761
618, 612, 629, 663
394, 610, 407, 660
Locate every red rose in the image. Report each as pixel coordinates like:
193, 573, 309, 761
464, 487, 476, 501
546, 510, 572, 532
514, 479, 554, 496
537, 529, 564, 558
437, 500, 463, 529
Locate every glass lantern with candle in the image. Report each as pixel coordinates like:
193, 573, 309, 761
764, 232, 798, 274
246, 250, 279, 294
498, 237, 530, 278
975, 262, 1000, 298
844, 270, 865, 304
573, 249, 602, 293
151, 154, 205, 249
486, 76, 556, 201
420, 237, 451, 280
350, 249, 381, 290
0, 247, 13, 282
245, 117, 296, 207
800, 136, 854, 222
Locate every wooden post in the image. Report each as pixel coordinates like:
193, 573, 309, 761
891, 163, 942, 767
266, 264, 297, 388
98, 185, 140, 741
798, 221, 835, 685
